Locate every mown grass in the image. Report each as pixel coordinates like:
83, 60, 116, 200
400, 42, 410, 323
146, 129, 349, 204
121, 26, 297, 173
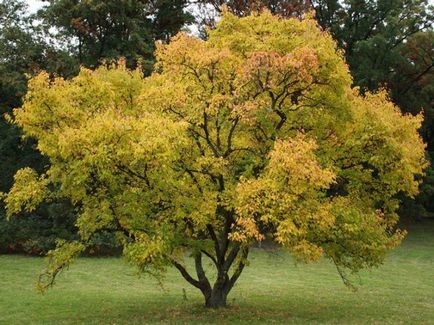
1, 221, 433, 324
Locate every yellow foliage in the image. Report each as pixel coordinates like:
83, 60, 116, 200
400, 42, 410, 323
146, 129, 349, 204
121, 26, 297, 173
3, 11, 427, 289
5, 168, 49, 218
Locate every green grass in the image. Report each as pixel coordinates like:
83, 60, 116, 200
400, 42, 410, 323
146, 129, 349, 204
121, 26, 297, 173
1, 222, 434, 324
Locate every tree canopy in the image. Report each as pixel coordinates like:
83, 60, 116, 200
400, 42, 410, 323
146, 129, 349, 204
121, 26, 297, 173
313, 0, 434, 218
4, 11, 427, 308
199, 0, 434, 217
0, 0, 193, 254
38, 0, 193, 71
0, 0, 80, 253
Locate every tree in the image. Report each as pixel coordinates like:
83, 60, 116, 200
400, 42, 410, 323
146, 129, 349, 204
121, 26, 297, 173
0, 0, 77, 190
390, 31, 434, 115
0, 0, 192, 254
313, 0, 434, 219
38, 0, 193, 71
197, 0, 434, 218
390, 30, 434, 218
313, 0, 433, 92
192, 0, 311, 35
196, 0, 311, 17
4, 12, 427, 308
0, 0, 78, 253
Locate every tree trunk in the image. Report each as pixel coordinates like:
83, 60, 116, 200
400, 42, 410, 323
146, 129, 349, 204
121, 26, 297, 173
171, 237, 249, 309
205, 287, 228, 308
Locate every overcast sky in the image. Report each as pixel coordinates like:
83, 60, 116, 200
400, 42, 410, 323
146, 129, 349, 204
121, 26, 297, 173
27, 0, 44, 13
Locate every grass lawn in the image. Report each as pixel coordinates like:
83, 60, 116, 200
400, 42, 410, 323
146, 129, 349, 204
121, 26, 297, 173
1, 222, 433, 324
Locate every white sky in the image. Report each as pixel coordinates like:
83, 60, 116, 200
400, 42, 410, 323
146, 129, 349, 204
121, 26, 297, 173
27, 0, 44, 13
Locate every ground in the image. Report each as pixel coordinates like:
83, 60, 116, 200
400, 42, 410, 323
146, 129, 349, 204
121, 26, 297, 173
0, 221, 433, 324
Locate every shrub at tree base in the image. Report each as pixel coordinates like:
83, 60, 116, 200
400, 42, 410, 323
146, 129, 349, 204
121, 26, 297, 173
3, 12, 427, 308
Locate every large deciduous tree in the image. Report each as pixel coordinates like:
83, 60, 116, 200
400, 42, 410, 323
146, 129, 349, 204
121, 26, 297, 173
4, 12, 427, 308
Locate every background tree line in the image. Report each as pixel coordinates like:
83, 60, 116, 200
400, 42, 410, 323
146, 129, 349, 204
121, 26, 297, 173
1, 0, 433, 254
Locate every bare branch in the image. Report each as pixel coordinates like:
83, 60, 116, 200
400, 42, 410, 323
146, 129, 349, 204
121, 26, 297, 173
171, 259, 202, 289
226, 248, 249, 293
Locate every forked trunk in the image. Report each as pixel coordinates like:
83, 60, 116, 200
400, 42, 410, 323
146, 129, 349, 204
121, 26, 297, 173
171, 238, 249, 309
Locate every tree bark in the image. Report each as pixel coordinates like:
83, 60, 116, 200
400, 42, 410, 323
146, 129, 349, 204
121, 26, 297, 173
171, 203, 249, 308
205, 287, 228, 308
171, 246, 249, 308
205, 247, 249, 308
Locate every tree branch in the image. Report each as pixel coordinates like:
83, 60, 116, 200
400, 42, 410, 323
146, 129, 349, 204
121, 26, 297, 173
171, 259, 202, 289
225, 247, 249, 293
206, 224, 221, 261
194, 253, 211, 288
201, 249, 218, 267
222, 243, 241, 272
223, 117, 239, 157
201, 111, 221, 157
115, 164, 151, 188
